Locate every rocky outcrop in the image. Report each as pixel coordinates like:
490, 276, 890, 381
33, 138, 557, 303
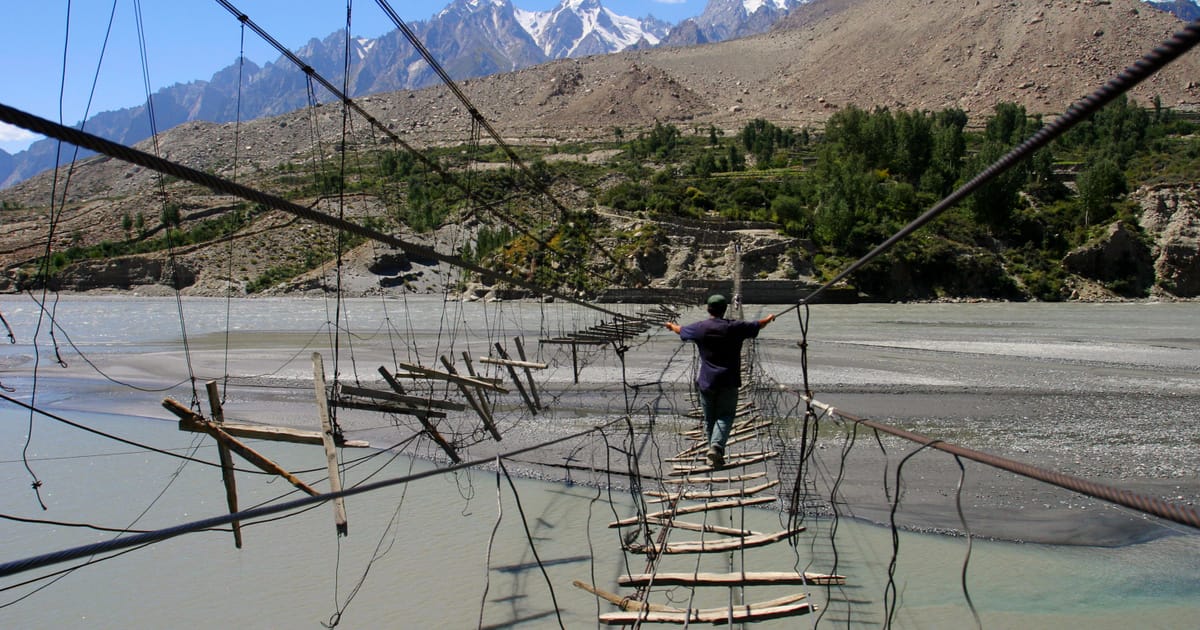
1062, 221, 1156, 297
1138, 184, 1200, 297
52, 257, 196, 292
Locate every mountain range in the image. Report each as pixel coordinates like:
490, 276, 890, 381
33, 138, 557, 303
1, 0, 1196, 188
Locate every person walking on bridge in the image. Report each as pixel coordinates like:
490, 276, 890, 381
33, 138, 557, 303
665, 295, 775, 468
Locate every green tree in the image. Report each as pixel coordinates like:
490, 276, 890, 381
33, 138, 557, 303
1076, 157, 1126, 227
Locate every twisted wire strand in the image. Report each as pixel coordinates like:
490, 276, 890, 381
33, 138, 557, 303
0, 102, 629, 321
804, 399, 1200, 531
0, 416, 626, 578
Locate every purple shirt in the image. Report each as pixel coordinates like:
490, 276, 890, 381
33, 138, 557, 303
679, 317, 762, 391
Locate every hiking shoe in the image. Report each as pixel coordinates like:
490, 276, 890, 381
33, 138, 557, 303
706, 446, 724, 469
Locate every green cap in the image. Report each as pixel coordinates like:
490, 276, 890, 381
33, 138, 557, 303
707, 294, 727, 306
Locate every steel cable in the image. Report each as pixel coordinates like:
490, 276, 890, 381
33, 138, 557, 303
777, 19, 1200, 313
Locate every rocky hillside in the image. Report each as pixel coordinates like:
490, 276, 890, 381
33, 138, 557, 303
1, 0, 1198, 300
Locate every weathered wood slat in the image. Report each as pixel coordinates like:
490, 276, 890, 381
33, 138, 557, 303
645, 480, 780, 503
512, 337, 542, 411
380, 368, 461, 463
204, 382, 242, 549
441, 356, 502, 442
395, 361, 508, 392
538, 338, 609, 346
313, 354, 348, 536
639, 518, 752, 537
571, 581, 681, 613
165, 398, 320, 496
620, 571, 845, 587
669, 451, 779, 476
338, 384, 467, 411
624, 528, 804, 555
479, 357, 548, 370
661, 471, 767, 485
609, 496, 777, 528
175, 411, 370, 447
332, 399, 448, 419
667, 448, 772, 463
598, 594, 811, 625
495, 342, 538, 415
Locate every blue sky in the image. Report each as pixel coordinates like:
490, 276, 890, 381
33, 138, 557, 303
0, 0, 704, 154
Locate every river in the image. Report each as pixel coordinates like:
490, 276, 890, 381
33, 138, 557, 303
0, 296, 1197, 628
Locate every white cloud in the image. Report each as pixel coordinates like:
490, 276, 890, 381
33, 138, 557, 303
0, 122, 40, 153
0, 122, 36, 143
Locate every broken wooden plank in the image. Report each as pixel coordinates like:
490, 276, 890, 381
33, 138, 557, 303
332, 399, 447, 419
338, 384, 466, 411
608, 496, 777, 528
313, 354, 348, 536
494, 342, 538, 415
619, 572, 845, 588
380, 367, 461, 463
644, 480, 780, 503
598, 594, 811, 625
512, 337, 542, 411
205, 381, 242, 549
175, 412, 369, 447
669, 451, 779, 476
572, 581, 681, 613
441, 356, 501, 442
460, 351, 496, 424
639, 518, 752, 537
537, 338, 609, 346
165, 398, 319, 496
661, 471, 767, 485
395, 361, 508, 393
479, 357, 548, 370
625, 528, 804, 555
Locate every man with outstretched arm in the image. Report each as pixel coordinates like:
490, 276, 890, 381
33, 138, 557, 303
665, 294, 775, 468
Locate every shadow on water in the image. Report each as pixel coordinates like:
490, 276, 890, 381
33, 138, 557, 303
491, 554, 591, 574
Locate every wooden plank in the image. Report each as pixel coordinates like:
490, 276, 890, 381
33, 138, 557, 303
661, 471, 767, 485
625, 528, 804, 555
165, 398, 320, 496
669, 451, 779, 476
460, 351, 496, 425
380, 367, 461, 463
441, 356, 501, 442
512, 337, 542, 410
313, 354, 348, 536
620, 572, 845, 587
675, 422, 773, 457
479, 357, 548, 370
395, 361, 508, 393
205, 382, 242, 549
598, 595, 811, 625
571, 581, 681, 613
332, 399, 447, 419
538, 338, 609, 346
176, 412, 370, 447
609, 496, 777, 528
338, 384, 467, 411
645, 480, 780, 503
639, 518, 752, 537
495, 342, 538, 416
668, 449, 773, 463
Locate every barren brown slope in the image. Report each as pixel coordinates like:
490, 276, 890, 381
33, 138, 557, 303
632, 0, 1198, 126
375, 0, 1200, 139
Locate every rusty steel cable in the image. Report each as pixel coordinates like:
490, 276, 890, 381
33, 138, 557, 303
777, 18, 1200, 314
805, 398, 1200, 531
0, 102, 629, 320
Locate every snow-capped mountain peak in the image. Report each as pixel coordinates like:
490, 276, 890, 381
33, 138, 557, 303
514, 0, 669, 58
